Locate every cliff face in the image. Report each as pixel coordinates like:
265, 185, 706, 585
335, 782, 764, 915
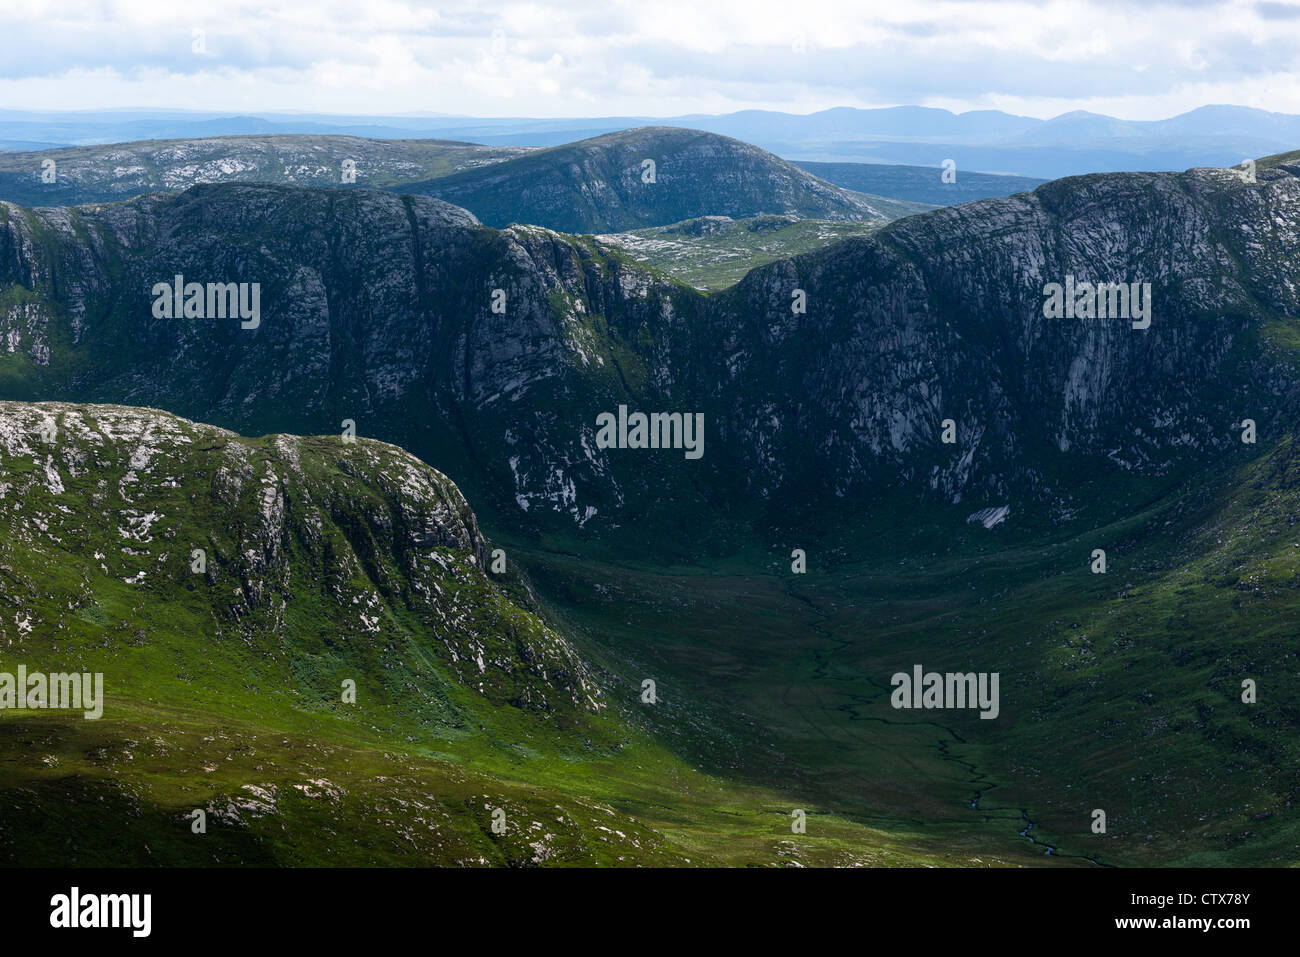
0, 183, 709, 532
2, 156, 1299, 536
705, 159, 1300, 509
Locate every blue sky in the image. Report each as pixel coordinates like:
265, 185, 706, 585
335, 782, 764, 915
2, 0, 1298, 119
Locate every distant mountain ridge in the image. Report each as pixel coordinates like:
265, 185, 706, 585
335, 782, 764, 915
3, 104, 1298, 178
0, 134, 531, 207
0, 128, 923, 232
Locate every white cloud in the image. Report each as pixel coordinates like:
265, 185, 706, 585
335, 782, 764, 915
0, 0, 1296, 118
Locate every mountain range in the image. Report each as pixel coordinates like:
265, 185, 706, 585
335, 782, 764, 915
3, 104, 1296, 178
1, 130, 1298, 866
3, 148, 1297, 539
793, 161, 1046, 206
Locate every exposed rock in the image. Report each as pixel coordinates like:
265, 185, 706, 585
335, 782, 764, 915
0, 400, 601, 717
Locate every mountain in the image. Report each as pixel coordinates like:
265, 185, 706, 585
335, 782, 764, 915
6, 105, 1300, 179
4, 151, 1300, 867
670, 105, 1043, 142
395, 127, 905, 232
0, 399, 976, 867
4, 155, 1300, 538
699, 152, 1300, 515
0, 399, 600, 718
0, 183, 702, 540
0, 400, 638, 865
0, 134, 532, 207
794, 160, 1046, 206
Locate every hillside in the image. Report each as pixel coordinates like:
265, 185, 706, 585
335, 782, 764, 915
0, 400, 985, 867
0, 134, 531, 207
396, 127, 915, 232
0, 400, 599, 721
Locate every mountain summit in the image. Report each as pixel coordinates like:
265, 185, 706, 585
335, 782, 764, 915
396, 127, 909, 232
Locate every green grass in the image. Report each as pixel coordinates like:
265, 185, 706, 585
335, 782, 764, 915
500, 443, 1300, 867
595, 216, 885, 291
0, 401, 986, 867
4, 401, 1298, 866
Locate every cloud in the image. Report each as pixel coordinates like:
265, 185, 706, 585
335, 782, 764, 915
0, 0, 1296, 118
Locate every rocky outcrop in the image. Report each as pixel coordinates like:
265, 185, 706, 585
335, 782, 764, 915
708, 158, 1300, 509
0, 400, 602, 716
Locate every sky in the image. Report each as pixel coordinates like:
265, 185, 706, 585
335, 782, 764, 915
1, 0, 1299, 120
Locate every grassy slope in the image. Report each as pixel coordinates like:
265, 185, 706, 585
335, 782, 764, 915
504, 421, 1300, 867
0, 402, 985, 867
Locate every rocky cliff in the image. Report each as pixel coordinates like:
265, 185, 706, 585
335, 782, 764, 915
1, 153, 1298, 540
